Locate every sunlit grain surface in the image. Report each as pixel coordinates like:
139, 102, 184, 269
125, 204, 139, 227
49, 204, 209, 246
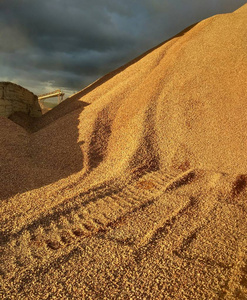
1, 4, 247, 299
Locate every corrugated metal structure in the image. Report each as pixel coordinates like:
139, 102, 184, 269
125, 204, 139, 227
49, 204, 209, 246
0, 82, 42, 117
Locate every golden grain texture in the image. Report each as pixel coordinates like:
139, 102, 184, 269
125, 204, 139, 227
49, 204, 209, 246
1, 4, 247, 299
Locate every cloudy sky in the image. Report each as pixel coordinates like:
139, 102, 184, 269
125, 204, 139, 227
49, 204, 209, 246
0, 0, 246, 97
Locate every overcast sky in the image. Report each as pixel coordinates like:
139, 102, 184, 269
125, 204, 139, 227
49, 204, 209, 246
0, 0, 246, 97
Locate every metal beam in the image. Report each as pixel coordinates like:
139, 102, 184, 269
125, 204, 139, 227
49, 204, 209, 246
38, 90, 65, 101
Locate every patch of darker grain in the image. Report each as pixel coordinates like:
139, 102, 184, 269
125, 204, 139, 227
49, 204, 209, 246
72, 228, 84, 237
83, 223, 95, 231
233, 289, 247, 300
232, 174, 247, 197
46, 239, 61, 250
178, 160, 190, 171
0, 268, 6, 277
61, 231, 74, 244
93, 218, 104, 225
241, 261, 247, 273
97, 227, 107, 234
217, 289, 227, 299
240, 276, 247, 288
166, 170, 196, 191
0, 231, 9, 244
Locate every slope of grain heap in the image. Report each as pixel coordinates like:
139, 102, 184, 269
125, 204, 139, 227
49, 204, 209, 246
1, 4, 247, 299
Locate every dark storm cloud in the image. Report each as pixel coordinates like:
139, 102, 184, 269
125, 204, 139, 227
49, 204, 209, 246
0, 0, 246, 96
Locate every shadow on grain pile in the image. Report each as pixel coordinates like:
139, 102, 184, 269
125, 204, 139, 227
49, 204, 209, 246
0, 100, 89, 200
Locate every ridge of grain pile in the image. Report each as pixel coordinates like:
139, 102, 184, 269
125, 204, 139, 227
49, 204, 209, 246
1, 4, 247, 299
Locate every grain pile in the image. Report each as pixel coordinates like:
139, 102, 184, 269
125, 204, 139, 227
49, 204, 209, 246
1, 4, 247, 299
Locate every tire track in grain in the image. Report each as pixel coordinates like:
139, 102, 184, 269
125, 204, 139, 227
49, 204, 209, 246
0, 169, 197, 279
0, 171, 169, 278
